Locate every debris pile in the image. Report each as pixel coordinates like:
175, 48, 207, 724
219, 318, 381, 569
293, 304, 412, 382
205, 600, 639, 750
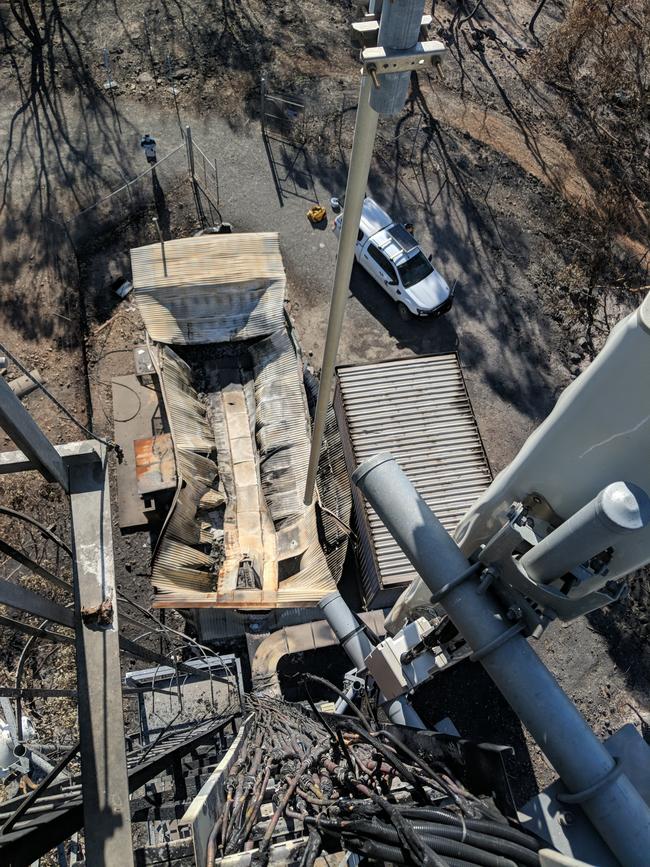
214, 691, 542, 867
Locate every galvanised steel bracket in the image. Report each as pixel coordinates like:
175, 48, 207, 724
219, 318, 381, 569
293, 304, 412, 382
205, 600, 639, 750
361, 40, 446, 88
477, 498, 631, 623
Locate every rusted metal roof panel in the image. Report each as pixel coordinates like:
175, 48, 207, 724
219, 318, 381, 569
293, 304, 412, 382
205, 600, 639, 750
134, 434, 177, 495
334, 353, 492, 606
130, 233, 286, 344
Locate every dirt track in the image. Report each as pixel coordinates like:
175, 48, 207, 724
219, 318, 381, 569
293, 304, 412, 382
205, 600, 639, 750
427, 83, 648, 258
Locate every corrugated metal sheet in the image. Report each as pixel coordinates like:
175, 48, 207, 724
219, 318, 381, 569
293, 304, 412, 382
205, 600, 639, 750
250, 329, 312, 526
150, 336, 337, 609
150, 345, 221, 601
131, 233, 286, 344
204, 327, 335, 606
131, 231, 351, 610
334, 353, 492, 606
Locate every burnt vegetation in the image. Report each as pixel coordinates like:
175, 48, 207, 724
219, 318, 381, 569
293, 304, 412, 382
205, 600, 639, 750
533, 0, 649, 350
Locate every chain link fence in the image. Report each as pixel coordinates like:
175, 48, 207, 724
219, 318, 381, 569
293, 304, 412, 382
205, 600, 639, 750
48, 128, 221, 253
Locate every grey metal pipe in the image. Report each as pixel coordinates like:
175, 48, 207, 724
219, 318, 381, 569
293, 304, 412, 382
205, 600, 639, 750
303, 71, 379, 504
521, 481, 650, 589
334, 686, 356, 716
29, 749, 55, 776
319, 591, 374, 671
319, 592, 425, 728
353, 452, 650, 866
384, 695, 425, 728
304, 0, 429, 503
370, 0, 426, 116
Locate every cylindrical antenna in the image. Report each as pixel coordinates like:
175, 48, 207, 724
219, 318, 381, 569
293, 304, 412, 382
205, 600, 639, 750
353, 451, 650, 865
520, 481, 650, 592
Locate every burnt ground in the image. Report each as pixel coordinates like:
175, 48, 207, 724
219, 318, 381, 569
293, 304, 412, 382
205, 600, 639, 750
0, 0, 649, 813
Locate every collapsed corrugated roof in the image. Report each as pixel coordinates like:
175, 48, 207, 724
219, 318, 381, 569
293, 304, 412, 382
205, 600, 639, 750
131, 233, 286, 343
129, 232, 349, 609
149, 345, 222, 601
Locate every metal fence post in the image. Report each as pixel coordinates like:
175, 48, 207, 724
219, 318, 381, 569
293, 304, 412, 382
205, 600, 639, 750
260, 75, 267, 135
185, 124, 203, 223
185, 124, 195, 178
102, 48, 117, 90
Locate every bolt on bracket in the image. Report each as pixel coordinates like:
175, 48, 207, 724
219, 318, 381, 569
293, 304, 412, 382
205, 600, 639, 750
361, 40, 446, 85
81, 595, 114, 629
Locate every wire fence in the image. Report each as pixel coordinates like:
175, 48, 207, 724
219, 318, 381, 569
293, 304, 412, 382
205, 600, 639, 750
48, 128, 221, 251
260, 76, 307, 144
191, 137, 220, 211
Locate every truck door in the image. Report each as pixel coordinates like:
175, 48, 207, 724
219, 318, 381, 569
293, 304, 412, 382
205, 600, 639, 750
364, 244, 400, 299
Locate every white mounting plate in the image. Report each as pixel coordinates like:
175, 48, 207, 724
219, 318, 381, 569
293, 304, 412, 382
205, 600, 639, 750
362, 40, 446, 75
353, 14, 432, 34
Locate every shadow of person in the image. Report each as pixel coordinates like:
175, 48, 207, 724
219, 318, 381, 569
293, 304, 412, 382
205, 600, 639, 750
151, 168, 171, 239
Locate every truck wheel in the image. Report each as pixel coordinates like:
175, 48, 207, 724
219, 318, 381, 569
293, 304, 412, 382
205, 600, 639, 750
397, 302, 412, 321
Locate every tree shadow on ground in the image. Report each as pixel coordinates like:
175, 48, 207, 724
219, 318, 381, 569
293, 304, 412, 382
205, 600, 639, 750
356, 80, 557, 426
587, 571, 650, 704
0, 0, 138, 344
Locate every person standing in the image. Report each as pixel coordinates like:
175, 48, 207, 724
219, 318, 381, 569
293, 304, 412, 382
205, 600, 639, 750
140, 134, 157, 165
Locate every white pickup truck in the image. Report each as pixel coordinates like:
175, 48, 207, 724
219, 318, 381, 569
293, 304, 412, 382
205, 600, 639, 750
334, 198, 454, 320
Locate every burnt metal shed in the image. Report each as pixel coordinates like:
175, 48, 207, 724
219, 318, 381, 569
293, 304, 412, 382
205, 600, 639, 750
334, 353, 492, 606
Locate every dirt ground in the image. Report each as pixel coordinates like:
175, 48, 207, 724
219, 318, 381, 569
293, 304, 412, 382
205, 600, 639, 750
1, 0, 649, 814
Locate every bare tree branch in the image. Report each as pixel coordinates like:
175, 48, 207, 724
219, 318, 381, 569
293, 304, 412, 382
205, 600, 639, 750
529, 0, 549, 39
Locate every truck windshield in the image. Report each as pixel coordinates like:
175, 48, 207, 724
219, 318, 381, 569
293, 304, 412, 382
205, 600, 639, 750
397, 251, 434, 288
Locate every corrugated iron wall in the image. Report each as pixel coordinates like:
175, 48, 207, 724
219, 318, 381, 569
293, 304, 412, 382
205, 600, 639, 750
335, 354, 492, 606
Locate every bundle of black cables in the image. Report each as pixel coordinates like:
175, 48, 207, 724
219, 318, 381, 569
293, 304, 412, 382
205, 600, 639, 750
298, 675, 544, 867
310, 806, 542, 867
218, 690, 544, 867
